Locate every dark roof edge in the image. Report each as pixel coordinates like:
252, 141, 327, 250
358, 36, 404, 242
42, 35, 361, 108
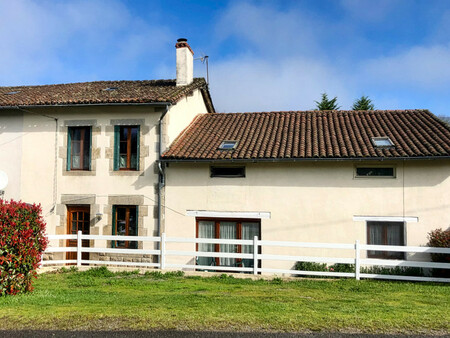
200, 85, 216, 114
0, 102, 172, 109
160, 156, 450, 163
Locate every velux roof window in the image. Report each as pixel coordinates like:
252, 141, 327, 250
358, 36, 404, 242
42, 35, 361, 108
104, 87, 119, 92
371, 137, 394, 147
218, 140, 238, 150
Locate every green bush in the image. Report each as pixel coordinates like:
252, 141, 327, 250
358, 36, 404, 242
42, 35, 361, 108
294, 261, 424, 277
361, 266, 423, 276
328, 263, 355, 273
295, 261, 327, 272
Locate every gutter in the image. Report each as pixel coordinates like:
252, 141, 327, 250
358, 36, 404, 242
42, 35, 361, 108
160, 156, 450, 164
157, 104, 171, 245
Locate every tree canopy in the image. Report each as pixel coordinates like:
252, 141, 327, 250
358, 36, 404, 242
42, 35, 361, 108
352, 96, 375, 110
315, 93, 340, 110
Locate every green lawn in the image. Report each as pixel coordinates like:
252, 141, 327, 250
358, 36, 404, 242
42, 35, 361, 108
0, 267, 449, 334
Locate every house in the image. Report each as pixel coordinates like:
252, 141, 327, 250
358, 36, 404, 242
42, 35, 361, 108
0, 37, 449, 272
0, 39, 214, 263
160, 110, 450, 269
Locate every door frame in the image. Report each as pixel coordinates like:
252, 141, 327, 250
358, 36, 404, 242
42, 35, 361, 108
66, 205, 91, 263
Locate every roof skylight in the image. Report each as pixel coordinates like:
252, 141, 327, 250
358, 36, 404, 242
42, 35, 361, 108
219, 140, 238, 150
5, 91, 20, 95
372, 137, 394, 147
104, 87, 119, 91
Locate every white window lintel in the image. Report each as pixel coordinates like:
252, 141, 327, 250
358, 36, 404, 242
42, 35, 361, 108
353, 215, 418, 223
186, 210, 271, 219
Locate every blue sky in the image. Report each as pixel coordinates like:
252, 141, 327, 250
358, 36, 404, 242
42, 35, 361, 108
1, 0, 449, 116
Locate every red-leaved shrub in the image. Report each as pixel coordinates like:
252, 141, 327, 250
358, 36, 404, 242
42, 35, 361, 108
0, 199, 48, 296
427, 228, 450, 278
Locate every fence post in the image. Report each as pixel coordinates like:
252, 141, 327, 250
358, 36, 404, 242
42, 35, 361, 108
77, 230, 82, 267
355, 240, 360, 280
253, 236, 258, 275
160, 232, 166, 270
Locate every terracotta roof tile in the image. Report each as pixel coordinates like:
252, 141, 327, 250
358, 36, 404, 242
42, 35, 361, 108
0, 78, 213, 110
162, 110, 450, 161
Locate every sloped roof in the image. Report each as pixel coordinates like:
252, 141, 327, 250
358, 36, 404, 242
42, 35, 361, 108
0, 78, 214, 112
162, 110, 450, 161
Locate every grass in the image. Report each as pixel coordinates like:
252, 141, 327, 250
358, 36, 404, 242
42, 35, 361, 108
0, 267, 449, 334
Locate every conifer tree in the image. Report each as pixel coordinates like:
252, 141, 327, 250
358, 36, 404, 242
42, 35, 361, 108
315, 93, 340, 110
352, 96, 375, 110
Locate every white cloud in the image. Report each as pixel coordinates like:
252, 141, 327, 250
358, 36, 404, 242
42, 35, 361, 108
361, 44, 450, 90
0, 0, 172, 85
339, 0, 398, 22
214, 2, 325, 60
210, 2, 354, 112
210, 56, 352, 113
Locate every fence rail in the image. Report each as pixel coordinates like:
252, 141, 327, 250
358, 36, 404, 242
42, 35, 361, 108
43, 231, 450, 283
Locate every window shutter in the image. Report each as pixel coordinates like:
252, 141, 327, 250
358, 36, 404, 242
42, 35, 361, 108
135, 206, 139, 234
113, 126, 120, 171
136, 126, 140, 170
134, 206, 139, 249
88, 126, 92, 171
67, 128, 72, 171
111, 205, 116, 248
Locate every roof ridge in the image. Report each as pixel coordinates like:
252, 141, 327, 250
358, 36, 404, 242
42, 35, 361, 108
0, 77, 206, 89
207, 109, 430, 116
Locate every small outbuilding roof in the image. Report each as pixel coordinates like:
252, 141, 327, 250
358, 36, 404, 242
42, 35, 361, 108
162, 110, 450, 161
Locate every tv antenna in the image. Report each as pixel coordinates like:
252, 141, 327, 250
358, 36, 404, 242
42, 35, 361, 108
195, 53, 209, 85
0, 170, 8, 199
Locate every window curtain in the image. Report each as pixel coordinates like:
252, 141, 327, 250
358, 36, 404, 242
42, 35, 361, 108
386, 222, 403, 259
198, 221, 215, 266
241, 222, 259, 268
368, 222, 383, 257
219, 222, 237, 266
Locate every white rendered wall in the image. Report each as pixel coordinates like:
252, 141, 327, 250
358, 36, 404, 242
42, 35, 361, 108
0, 110, 24, 200
164, 160, 450, 270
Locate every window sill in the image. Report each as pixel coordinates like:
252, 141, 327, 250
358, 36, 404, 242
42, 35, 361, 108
63, 170, 96, 176
109, 170, 143, 176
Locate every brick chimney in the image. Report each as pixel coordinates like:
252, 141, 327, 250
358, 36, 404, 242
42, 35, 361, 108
176, 38, 194, 86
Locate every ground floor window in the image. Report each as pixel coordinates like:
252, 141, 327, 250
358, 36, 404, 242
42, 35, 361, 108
112, 205, 138, 249
196, 218, 261, 268
367, 221, 405, 259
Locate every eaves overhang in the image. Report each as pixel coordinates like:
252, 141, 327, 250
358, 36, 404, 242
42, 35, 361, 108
160, 156, 450, 163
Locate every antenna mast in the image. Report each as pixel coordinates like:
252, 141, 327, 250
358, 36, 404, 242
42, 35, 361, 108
195, 55, 210, 85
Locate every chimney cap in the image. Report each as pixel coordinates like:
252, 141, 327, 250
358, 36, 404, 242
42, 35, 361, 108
177, 38, 188, 43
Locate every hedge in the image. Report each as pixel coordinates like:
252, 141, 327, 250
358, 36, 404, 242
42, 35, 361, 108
0, 199, 48, 296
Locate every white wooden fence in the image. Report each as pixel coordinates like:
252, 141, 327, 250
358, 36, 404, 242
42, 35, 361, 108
43, 231, 450, 283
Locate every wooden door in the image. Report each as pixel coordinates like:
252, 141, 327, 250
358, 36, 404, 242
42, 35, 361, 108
66, 206, 90, 263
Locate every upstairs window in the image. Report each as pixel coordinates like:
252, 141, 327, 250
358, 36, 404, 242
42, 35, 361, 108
112, 205, 138, 249
114, 126, 139, 170
355, 167, 395, 178
67, 126, 91, 171
210, 166, 245, 178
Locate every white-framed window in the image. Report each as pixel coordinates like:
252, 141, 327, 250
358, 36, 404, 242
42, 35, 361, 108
367, 221, 405, 259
